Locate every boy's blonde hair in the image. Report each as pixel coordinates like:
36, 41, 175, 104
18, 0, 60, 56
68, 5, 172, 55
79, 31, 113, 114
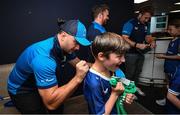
91, 32, 130, 59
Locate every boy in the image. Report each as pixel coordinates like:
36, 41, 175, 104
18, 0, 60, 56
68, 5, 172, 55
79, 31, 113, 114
156, 19, 180, 106
83, 32, 134, 114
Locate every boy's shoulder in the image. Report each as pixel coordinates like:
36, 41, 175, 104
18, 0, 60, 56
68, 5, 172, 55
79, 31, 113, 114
85, 69, 101, 84
84, 68, 109, 86
172, 37, 180, 42
84, 71, 101, 89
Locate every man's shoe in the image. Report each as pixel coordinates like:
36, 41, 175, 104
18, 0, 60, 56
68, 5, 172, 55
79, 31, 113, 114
136, 87, 146, 96
156, 98, 166, 106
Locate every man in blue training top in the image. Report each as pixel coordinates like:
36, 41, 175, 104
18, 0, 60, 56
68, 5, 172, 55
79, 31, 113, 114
7, 20, 91, 114
121, 6, 156, 96
87, 4, 109, 63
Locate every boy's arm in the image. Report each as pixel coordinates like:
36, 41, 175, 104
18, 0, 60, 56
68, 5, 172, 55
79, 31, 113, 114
167, 92, 180, 109
156, 54, 180, 60
105, 82, 124, 114
105, 92, 119, 114
156, 39, 180, 59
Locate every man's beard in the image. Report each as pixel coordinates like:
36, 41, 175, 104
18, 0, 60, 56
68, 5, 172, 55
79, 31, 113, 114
103, 19, 108, 25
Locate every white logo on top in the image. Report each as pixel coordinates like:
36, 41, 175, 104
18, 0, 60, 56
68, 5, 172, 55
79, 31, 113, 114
103, 88, 108, 94
41, 78, 55, 83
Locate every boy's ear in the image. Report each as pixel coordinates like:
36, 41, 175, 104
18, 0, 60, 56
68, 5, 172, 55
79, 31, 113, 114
98, 52, 105, 61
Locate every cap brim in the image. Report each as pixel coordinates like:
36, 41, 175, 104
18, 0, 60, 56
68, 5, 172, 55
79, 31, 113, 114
75, 37, 91, 46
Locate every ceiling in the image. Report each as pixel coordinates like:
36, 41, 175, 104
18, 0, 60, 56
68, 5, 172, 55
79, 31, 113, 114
134, 0, 180, 15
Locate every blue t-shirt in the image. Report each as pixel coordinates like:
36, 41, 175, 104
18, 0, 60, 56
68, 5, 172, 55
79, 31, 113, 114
87, 21, 106, 63
83, 68, 125, 114
8, 37, 76, 95
87, 21, 106, 42
166, 66, 180, 114
122, 18, 150, 53
164, 37, 180, 75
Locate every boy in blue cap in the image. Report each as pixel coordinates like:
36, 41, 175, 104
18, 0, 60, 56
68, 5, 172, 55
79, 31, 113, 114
7, 20, 91, 113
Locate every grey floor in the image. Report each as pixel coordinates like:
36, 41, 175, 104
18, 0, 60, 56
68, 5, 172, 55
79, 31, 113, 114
0, 94, 152, 114
136, 84, 167, 114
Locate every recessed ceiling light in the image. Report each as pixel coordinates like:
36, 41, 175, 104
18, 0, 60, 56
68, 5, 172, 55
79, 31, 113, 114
134, 0, 148, 4
174, 2, 180, 5
134, 11, 140, 13
170, 10, 180, 13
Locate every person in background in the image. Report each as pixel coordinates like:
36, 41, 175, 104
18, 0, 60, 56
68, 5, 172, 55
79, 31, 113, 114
156, 19, 180, 106
83, 32, 135, 114
7, 20, 91, 114
121, 6, 156, 97
87, 4, 109, 63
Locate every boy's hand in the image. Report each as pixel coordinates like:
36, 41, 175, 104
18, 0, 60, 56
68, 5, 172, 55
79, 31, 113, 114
155, 54, 166, 59
112, 82, 124, 95
75, 60, 89, 83
125, 93, 135, 104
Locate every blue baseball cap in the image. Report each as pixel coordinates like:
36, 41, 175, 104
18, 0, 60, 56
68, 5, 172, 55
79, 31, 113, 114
61, 20, 91, 46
